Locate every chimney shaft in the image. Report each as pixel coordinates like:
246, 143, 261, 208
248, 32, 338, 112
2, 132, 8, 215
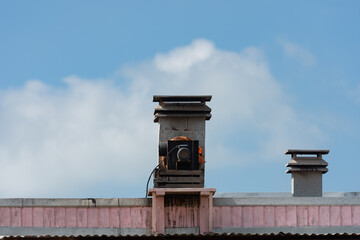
153, 95, 212, 188
285, 149, 329, 197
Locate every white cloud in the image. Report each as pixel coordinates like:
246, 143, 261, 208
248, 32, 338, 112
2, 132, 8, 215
154, 39, 215, 73
124, 40, 324, 162
279, 38, 316, 66
0, 77, 157, 197
0, 39, 325, 197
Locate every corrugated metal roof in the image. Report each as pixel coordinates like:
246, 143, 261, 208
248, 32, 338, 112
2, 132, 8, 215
2, 232, 360, 239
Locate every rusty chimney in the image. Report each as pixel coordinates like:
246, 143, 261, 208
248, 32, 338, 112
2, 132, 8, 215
153, 95, 212, 188
285, 149, 329, 197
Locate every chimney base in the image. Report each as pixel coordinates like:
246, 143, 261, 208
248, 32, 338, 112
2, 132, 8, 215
291, 171, 323, 197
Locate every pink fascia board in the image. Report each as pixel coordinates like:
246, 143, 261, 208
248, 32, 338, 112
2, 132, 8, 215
76, 208, 88, 228
10, 208, 22, 227
341, 206, 352, 226
174, 206, 188, 228
285, 206, 297, 227
165, 206, 175, 228
230, 207, 242, 228
43, 208, 55, 227
275, 206, 286, 227
253, 206, 265, 227
65, 208, 77, 227
1, 204, 360, 229
120, 207, 131, 228
296, 206, 308, 226
87, 208, 99, 228
308, 206, 319, 226
187, 206, 198, 228
264, 206, 275, 227
353, 206, 360, 226
22, 208, 33, 227
220, 206, 231, 228
319, 206, 330, 227
109, 208, 121, 228
54, 208, 66, 227
211, 205, 360, 228
212, 207, 222, 228
0, 207, 10, 226
242, 207, 253, 227
33, 207, 44, 227
99, 208, 110, 228
330, 206, 341, 226
130, 207, 150, 228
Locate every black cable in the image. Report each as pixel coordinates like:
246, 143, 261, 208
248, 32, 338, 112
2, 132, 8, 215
145, 145, 180, 198
145, 161, 163, 198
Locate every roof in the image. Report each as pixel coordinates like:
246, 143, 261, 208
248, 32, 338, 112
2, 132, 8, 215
0, 193, 359, 238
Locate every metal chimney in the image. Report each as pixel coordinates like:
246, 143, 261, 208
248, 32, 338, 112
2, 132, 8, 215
153, 95, 212, 188
285, 149, 329, 197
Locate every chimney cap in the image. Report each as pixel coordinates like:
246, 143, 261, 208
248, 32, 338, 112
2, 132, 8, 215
285, 149, 329, 155
153, 95, 212, 103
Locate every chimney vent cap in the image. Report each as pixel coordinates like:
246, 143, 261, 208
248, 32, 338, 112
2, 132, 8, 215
285, 149, 329, 155
153, 95, 212, 103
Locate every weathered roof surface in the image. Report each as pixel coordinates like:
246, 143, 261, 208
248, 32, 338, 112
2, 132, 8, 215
3, 193, 360, 207
0, 198, 151, 207
214, 192, 360, 197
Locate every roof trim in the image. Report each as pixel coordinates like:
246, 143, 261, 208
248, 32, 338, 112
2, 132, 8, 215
1, 194, 360, 207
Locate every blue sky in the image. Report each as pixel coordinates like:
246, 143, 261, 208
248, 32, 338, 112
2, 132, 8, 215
0, 1, 359, 197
